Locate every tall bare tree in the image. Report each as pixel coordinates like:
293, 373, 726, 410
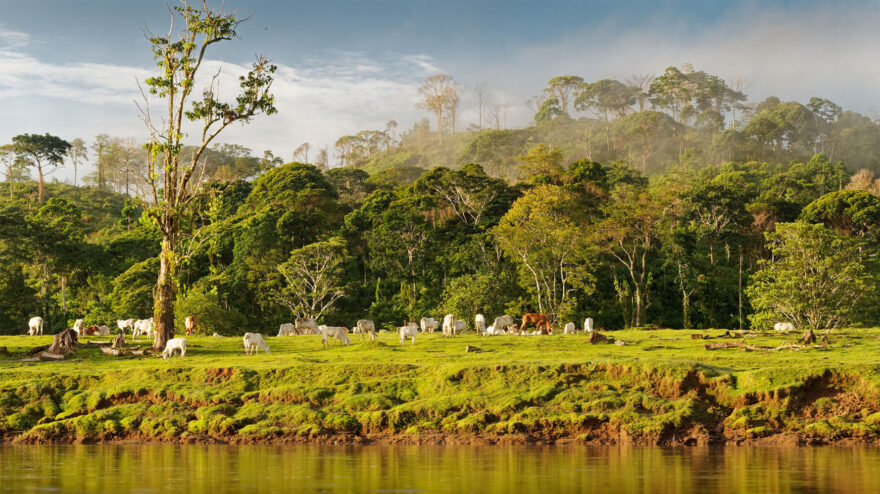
292, 142, 310, 164
416, 74, 458, 144
140, 1, 276, 350
67, 138, 88, 186
627, 73, 654, 112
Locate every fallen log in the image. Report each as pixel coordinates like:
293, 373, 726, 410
690, 334, 706, 340
465, 345, 483, 353
704, 341, 772, 351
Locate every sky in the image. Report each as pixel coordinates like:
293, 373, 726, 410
1, 0, 880, 179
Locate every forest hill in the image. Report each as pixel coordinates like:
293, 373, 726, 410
0, 150, 877, 336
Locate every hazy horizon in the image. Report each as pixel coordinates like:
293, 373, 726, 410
2, 0, 879, 180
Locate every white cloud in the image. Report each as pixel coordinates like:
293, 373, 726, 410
0, 26, 30, 49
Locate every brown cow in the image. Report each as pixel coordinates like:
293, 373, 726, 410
83, 325, 99, 336
185, 316, 197, 336
519, 313, 552, 334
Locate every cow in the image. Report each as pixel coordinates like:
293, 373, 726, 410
243, 333, 271, 355
492, 315, 515, 334
184, 316, 197, 336
95, 325, 111, 336
475, 314, 487, 335
117, 318, 136, 334
485, 324, 498, 335
355, 319, 376, 342
399, 323, 419, 345
295, 317, 318, 335
454, 320, 466, 333
584, 317, 594, 333
82, 325, 99, 336
132, 318, 154, 339
28, 316, 43, 336
442, 314, 456, 338
774, 322, 796, 332
420, 317, 440, 334
320, 326, 350, 347
72, 319, 85, 336
563, 322, 576, 334
161, 337, 186, 359
520, 313, 551, 335
278, 323, 296, 336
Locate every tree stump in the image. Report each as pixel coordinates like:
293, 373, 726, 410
465, 345, 483, 353
112, 334, 126, 349
801, 328, 816, 345
588, 332, 608, 344
821, 334, 829, 347
47, 329, 78, 355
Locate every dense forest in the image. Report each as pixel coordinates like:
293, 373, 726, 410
2, 64, 880, 335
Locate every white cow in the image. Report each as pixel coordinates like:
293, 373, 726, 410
420, 317, 440, 334
485, 324, 498, 335
475, 314, 487, 334
117, 318, 136, 334
72, 319, 85, 335
774, 322, 796, 332
584, 317, 594, 333
563, 322, 576, 334
161, 337, 186, 359
278, 323, 296, 336
320, 326, 350, 347
95, 325, 111, 336
399, 323, 419, 345
28, 316, 43, 336
442, 314, 456, 338
492, 315, 515, 334
355, 319, 376, 342
132, 318, 154, 339
295, 317, 318, 335
243, 333, 270, 355
455, 320, 466, 333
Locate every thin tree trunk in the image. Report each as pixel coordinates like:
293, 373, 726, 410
153, 234, 177, 350
37, 163, 45, 202
738, 245, 744, 330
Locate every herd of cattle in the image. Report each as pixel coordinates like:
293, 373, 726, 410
21, 312, 802, 359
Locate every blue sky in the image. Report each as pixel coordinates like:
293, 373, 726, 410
1, 0, 879, 177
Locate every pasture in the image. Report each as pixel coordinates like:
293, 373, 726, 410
2, 329, 880, 445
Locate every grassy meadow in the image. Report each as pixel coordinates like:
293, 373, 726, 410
2, 328, 880, 445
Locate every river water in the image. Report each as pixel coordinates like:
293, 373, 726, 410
1, 444, 879, 493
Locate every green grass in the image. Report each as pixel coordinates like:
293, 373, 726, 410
1, 328, 879, 444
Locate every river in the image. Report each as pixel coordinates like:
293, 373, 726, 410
1, 444, 879, 493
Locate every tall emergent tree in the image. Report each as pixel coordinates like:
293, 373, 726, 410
67, 138, 88, 186
142, 1, 276, 350
11, 133, 71, 202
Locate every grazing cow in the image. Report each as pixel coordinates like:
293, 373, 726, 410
442, 314, 456, 338
492, 315, 515, 334
584, 317, 594, 333
28, 316, 43, 336
320, 326, 351, 347
184, 315, 197, 336
295, 317, 318, 335
161, 337, 186, 359
95, 325, 111, 336
520, 313, 552, 335
72, 319, 85, 336
563, 322, 576, 334
420, 317, 440, 334
454, 320, 466, 333
399, 323, 419, 345
355, 319, 376, 342
117, 318, 136, 334
243, 333, 270, 355
774, 322, 796, 332
278, 323, 296, 336
485, 324, 498, 335
82, 325, 99, 336
475, 314, 487, 334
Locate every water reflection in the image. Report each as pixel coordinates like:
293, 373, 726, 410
1, 444, 879, 493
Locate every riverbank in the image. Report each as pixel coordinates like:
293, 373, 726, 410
2, 329, 880, 445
